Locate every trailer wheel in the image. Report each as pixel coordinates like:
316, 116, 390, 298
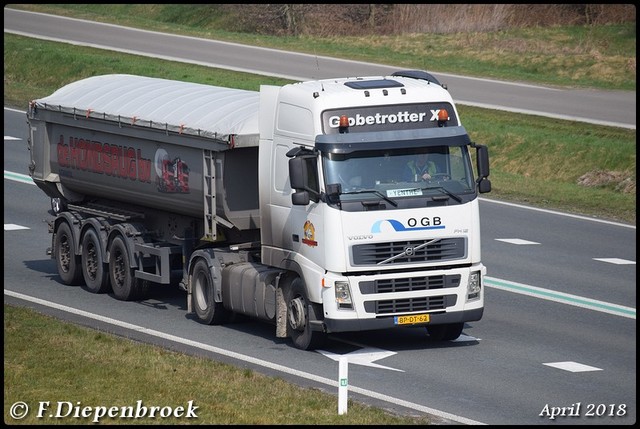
287, 278, 326, 350
108, 235, 140, 301
81, 228, 110, 294
426, 322, 464, 341
54, 221, 82, 285
191, 259, 227, 325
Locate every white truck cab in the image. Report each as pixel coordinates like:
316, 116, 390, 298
258, 71, 490, 348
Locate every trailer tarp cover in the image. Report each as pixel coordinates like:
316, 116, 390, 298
32, 74, 260, 144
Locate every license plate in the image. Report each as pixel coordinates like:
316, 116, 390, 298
394, 314, 430, 325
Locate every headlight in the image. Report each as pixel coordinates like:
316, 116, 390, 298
467, 271, 481, 300
334, 281, 353, 309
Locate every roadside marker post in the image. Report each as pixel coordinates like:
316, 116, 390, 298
338, 357, 348, 414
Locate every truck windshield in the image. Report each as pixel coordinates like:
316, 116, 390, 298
323, 145, 476, 206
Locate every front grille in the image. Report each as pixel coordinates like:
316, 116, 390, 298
359, 274, 461, 294
352, 237, 466, 266
363, 294, 457, 314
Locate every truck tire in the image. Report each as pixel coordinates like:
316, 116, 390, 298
54, 221, 83, 285
108, 235, 140, 301
427, 322, 464, 341
191, 258, 228, 325
286, 278, 326, 351
81, 228, 110, 294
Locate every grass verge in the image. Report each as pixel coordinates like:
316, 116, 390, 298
4, 305, 432, 425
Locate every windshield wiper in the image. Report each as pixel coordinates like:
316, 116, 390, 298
422, 186, 462, 203
342, 189, 398, 207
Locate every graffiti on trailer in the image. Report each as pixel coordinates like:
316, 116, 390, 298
156, 156, 190, 194
57, 134, 152, 182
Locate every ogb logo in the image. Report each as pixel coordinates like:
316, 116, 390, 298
371, 217, 445, 233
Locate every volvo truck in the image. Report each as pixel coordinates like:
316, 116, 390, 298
27, 71, 491, 350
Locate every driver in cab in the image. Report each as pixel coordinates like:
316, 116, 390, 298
405, 153, 437, 182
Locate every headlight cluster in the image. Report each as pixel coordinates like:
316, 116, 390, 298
467, 271, 481, 300
334, 281, 353, 309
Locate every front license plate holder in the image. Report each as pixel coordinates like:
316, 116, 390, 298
394, 313, 430, 325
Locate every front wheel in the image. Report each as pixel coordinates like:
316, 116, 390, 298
286, 278, 326, 350
191, 258, 228, 325
426, 322, 464, 341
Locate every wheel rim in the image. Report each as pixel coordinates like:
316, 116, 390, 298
112, 247, 125, 288
288, 296, 307, 331
85, 242, 98, 281
58, 235, 71, 273
193, 270, 208, 312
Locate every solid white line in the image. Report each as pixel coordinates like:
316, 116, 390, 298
459, 101, 635, 130
485, 276, 636, 319
3, 289, 485, 425
479, 197, 635, 229
4, 170, 36, 185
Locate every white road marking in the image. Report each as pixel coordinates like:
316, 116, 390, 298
4, 136, 21, 140
451, 334, 480, 342
317, 347, 404, 372
495, 238, 540, 245
480, 197, 635, 229
4, 224, 30, 230
593, 258, 635, 265
543, 361, 603, 373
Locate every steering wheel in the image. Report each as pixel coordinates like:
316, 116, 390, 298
429, 173, 450, 181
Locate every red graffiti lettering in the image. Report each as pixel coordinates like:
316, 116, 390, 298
56, 134, 152, 183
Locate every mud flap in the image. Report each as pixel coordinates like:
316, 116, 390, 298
275, 286, 287, 338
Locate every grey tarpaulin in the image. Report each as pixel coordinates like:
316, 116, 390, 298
33, 74, 260, 146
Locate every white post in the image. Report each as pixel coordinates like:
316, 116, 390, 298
338, 357, 348, 415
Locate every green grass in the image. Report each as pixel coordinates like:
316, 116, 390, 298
4, 305, 431, 425
6, 4, 636, 91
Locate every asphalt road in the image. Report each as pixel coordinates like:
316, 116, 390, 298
3, 7, 636, 130
4, 106, 635, 425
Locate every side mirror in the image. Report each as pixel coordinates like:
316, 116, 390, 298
478, 178, 491, 193
288, 155, 320, 204
471, 143, 491, 193
476, 145, 490, 179
289, 157, 307, 190
292, 191, 310, 206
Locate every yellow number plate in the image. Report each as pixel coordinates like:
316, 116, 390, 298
394, 314, 430, 325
